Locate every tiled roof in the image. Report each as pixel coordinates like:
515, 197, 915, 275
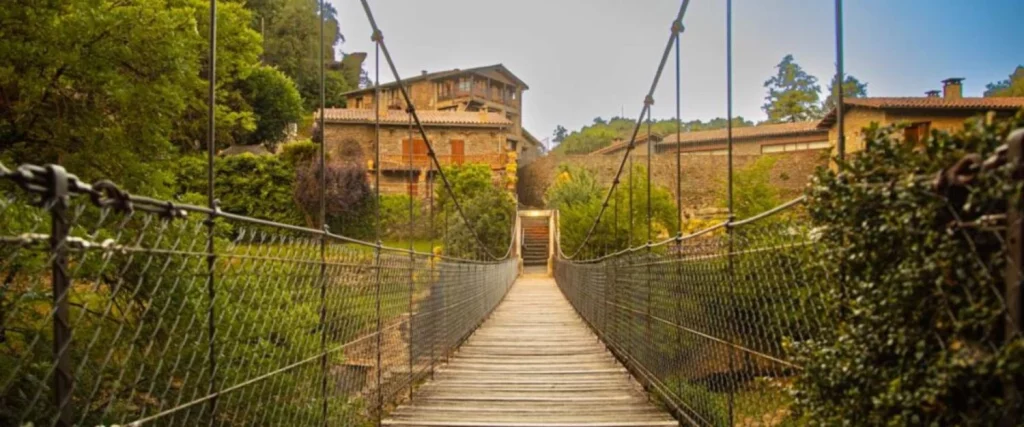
340, 64, 529, 96
818, 97, 1024, 128
590, 133, 662, 155
320, 108, 512, 127
596, 122, 824, 154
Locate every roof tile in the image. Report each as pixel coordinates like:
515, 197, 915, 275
320, 108, 512, 127
818, 97, 1024, 127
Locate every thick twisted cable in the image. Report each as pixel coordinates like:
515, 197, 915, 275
560, 0, 691, 260
359, 0, 513, 261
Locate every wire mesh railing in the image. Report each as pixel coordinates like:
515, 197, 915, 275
554, 130, 1024, 425
555, 200, 822, 426
0, 162, 517, 427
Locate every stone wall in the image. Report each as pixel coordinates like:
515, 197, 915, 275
323, 123, 507, 159
517, 150, 828, 213
324, 122, 510, 197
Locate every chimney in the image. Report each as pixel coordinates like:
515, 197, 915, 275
941, 78, 964, 100
925, 90, 941, 98
421, 70, 428, 76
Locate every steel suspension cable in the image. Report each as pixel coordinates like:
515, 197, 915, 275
559, 0, 691, 260
358, 0, 512, 261
316, 1, 327, 424
372, 41, 384, 426
674, 24, 683, 237
725, 0, 736, 424
646, 111, 652, 245
204, 0, 218, 423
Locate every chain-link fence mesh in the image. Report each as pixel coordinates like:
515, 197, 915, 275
557, 171, 1022, 426
556, 206, 826, 426
0, 163, 516, 427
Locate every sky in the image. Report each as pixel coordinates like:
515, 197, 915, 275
330, 0, 1024, 147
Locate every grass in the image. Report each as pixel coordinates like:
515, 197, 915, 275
381, 240, 436, 254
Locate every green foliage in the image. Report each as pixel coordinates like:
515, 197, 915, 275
238, 66, 304, 147
246, 0, 358, 109
763, 54, 822, 123
822, 74, 868, 112
546, 164, 602, 210
553, 125, 568, 144
0, 0, 199, 196
792, 114, 1024, 424
176, 154, 304, 225
436, 164, 515, 259
279, 139, 320, 166
0, 0, 304, 196
379, 194, 424, 240
554, 164, 677, 258
722, 156, 783, 220
985, 65, 1024, 97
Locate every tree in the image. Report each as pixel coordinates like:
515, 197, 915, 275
984, 65, 1024, 97
239, 66, 304, 147
546, 164, 601, 210
553, 125, 568, 144
721, 156, 782, 220
245, 0, 358, 110
593, 117, 607, 125
177, 153, 305, 226
552, 164, 677, 258
822, 74, 868, 112
762, 54, 823, 123
435, 164, 516, 259
173, 0, 263, 150
0, 0, 202, 196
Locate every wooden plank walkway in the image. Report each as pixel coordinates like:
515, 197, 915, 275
384, 275, 678, 427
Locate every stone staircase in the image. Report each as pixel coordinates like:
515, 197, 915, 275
522, 218, 549, 269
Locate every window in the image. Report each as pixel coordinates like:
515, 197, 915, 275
761, 141, 830, 154
402, 139, 428, 163
450, 140, 465, 165
904, 122, 931, 145
680, 149, 728, 156
407, 175, 418, 198
458, 78, 471, 92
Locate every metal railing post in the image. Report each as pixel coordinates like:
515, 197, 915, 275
317, 1, 329, 424
205, 1, 218, 423
725, 0, 736, 423
47, 165, 73, 427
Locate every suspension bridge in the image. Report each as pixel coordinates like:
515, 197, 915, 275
2, 0, 1022, 426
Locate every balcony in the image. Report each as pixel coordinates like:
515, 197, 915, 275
375, 152, 509, 171
438, 89, 517, 109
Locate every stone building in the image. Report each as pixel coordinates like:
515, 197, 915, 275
820, 78, 1024, 155
590, 122, 829, 157
323, 64, 542, 197
320, 109, 513, 197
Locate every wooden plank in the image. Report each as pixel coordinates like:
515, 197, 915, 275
382, 277, 678, 427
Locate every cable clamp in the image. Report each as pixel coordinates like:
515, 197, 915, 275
371, 30, 383, 43
644, 95, 654, 106
672, 21, 684, 34
90, 179, 134, 214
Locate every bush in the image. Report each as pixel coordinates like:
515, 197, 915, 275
293, 140, 372, 230
792, 114, 1024, 424
553, 163, 677, 258
279, 139, 319, 166
176, 154, 304, 226
379, 194, 424, 240
238, 65, 304, 148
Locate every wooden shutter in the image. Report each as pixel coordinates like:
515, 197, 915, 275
451, 140, 465, 165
